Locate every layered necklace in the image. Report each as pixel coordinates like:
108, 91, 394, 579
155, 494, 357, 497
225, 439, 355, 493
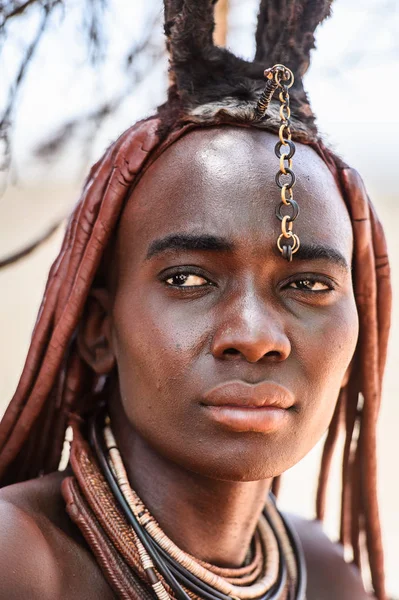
89, 413, 307, 600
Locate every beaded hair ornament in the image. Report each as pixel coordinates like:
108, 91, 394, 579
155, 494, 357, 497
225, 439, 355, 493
257, 64, 299, 262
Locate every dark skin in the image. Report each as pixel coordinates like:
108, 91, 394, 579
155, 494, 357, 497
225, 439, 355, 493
0, 128, 370, 599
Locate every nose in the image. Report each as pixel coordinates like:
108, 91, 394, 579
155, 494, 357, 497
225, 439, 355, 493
211, 291, 291, 363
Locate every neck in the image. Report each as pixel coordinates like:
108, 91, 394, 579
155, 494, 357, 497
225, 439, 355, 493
109, 400, 271, 568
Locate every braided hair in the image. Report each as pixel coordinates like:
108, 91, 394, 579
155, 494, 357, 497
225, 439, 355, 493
0, 2, 391, 599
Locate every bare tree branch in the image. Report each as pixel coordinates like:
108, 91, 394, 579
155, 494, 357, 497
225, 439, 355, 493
0, 1, 163, 177
81, 0, 107, 64
0, 2, 164, 268
0, 2, 57, 174
35, 10, 163, 161
0, 217, 63, 268
1, 0, 39, 23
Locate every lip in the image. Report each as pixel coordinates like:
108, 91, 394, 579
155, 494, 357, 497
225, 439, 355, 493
202, 380, 294, 433
203, 380, 294, 409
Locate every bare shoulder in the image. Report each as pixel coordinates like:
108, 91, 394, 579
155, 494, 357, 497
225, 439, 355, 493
0, 472, 115, 600
288, 513, 372, 600
0, 482, 60, 599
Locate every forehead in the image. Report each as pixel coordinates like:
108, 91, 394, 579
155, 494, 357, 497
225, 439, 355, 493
118, 127, 352, 261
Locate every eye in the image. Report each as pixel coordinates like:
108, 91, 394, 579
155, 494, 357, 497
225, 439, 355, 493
289, 278, 332, 292
165, 273, 210, 287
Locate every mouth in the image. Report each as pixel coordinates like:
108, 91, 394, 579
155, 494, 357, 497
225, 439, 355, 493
201, 380, 294, 433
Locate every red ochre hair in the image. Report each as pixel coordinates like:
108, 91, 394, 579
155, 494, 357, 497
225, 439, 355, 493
0, 1, 391, 599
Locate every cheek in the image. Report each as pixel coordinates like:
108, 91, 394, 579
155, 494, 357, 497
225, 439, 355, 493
316, 298, 358, 380
110, 289, 209, 420
292, 294, 359, 445
295, 291, 358, 375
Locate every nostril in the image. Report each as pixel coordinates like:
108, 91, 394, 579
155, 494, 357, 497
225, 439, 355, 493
223, 348, 240, 356
221, 348, 282, 360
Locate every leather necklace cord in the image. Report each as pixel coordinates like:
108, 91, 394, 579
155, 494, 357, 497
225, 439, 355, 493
89, 410, 307, 600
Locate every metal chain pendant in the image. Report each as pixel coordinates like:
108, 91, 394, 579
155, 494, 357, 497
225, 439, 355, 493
256, 64, 300, 262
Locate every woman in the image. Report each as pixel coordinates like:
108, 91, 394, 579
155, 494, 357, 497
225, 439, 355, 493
0, 1, 391, 599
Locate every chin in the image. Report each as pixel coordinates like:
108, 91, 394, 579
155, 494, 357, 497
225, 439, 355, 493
177, 438, 301, 483
188, 459, 285, 483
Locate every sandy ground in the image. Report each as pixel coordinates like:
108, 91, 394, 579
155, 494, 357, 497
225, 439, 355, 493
0, 184, 398, 595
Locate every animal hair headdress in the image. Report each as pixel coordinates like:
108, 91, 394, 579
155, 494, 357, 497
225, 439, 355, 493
0, 1, 391, 599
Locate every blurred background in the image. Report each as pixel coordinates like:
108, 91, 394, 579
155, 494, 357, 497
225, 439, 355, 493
1, 0, 398, 595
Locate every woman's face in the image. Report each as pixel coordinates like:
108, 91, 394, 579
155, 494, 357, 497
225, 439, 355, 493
107, 127, 358, 481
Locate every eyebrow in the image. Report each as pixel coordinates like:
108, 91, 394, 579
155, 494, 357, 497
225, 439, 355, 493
146, 234, 234, 259
296, 243, 349, 270
146, 233, 350, 271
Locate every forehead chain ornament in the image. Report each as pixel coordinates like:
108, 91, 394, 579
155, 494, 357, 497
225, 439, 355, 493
256, 64, 300, 262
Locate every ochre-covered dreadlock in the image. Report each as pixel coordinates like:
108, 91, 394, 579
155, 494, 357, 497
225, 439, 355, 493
0, 2, 391, 599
